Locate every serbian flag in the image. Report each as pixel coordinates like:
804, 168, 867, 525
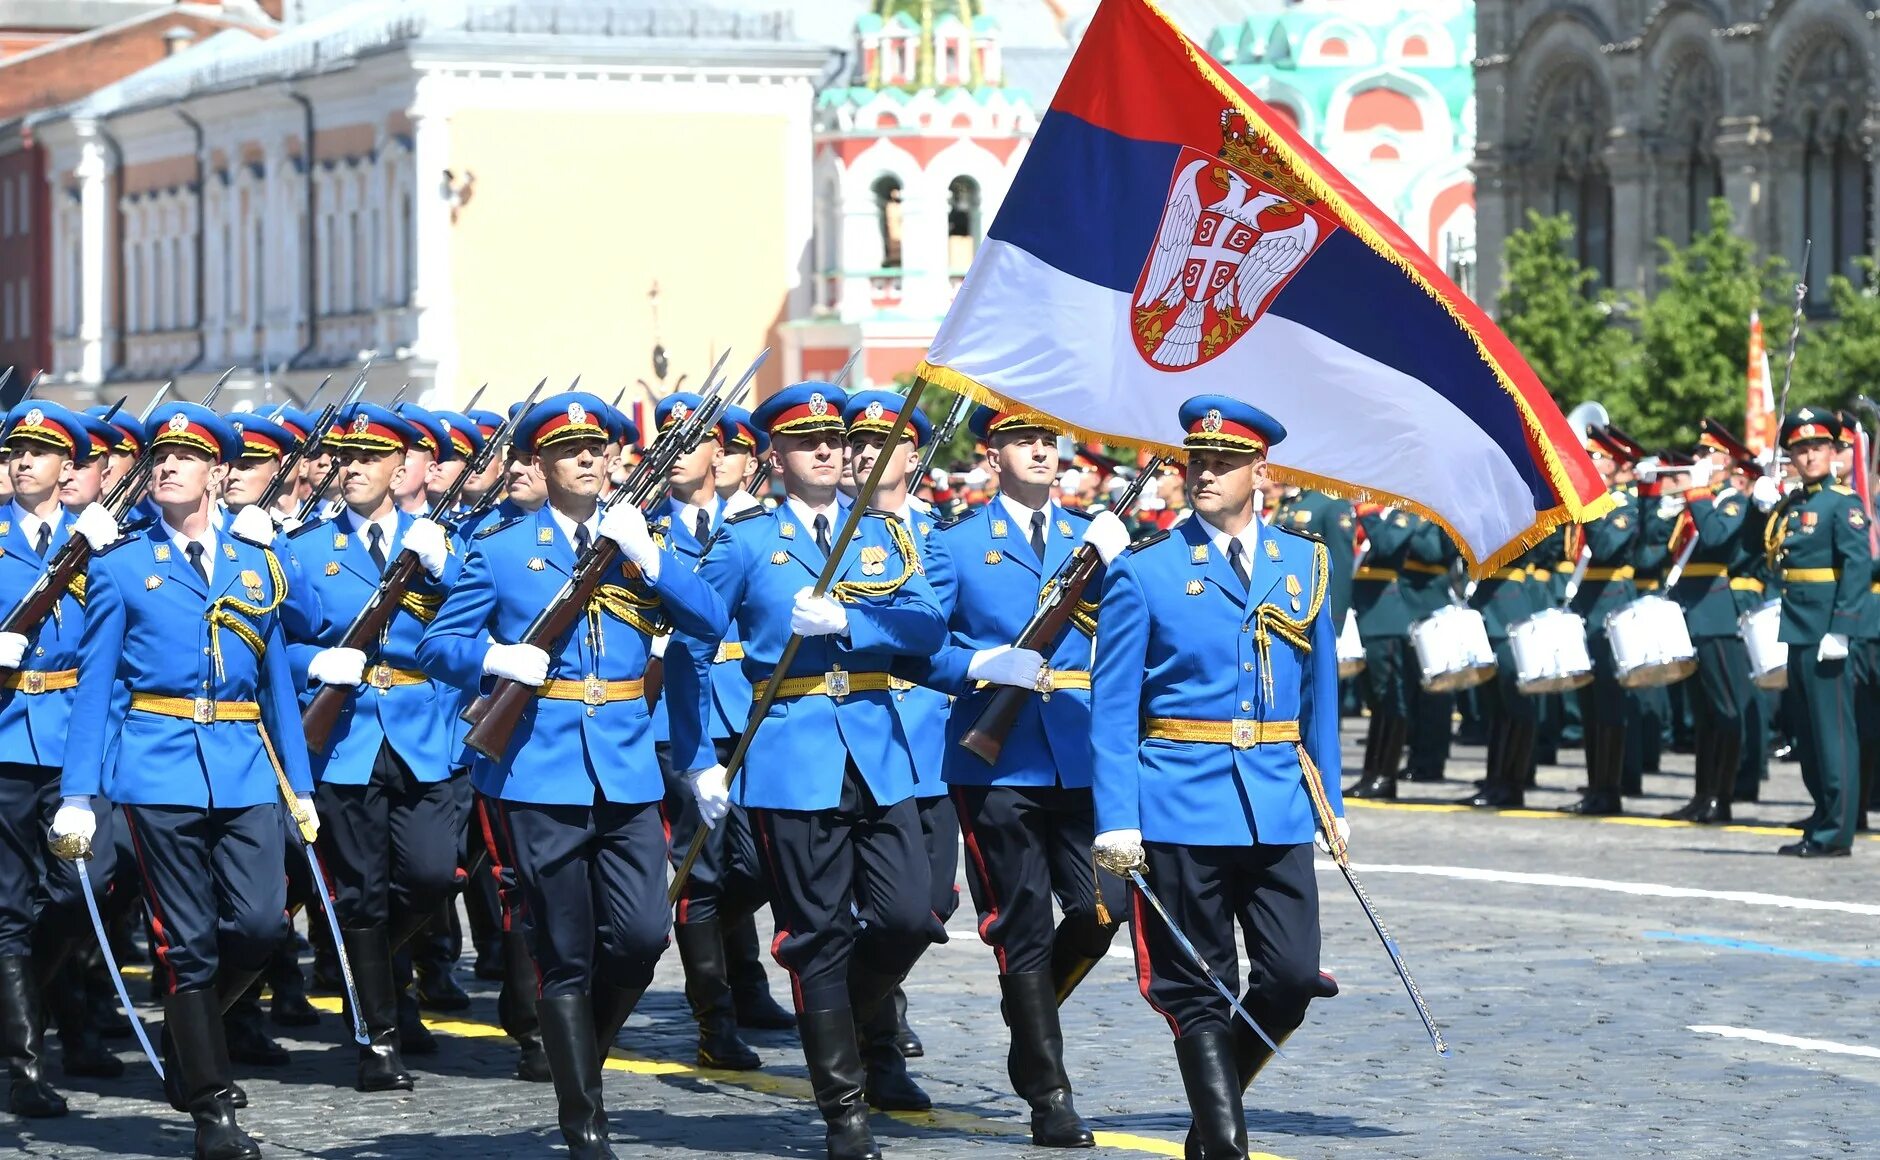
916, 0, 1610, 573
1745, 311, 1778, 454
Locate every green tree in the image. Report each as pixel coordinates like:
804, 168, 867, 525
1495, 210, 1642, 421
1624, 198, 1791, 446
1790, 258, 1880, 416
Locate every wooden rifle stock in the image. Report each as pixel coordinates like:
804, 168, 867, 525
957, 544, 1100, 765
300, 552, 427, 753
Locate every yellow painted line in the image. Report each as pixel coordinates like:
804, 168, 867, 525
1344, 800, 1469, 814
1600, 817, 1694, 829
1345, 798, 1880, 840
300, 997, 1290, 1159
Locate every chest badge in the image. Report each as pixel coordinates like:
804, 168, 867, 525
324, 561, 341, 576
918, 521, 931, 536
1285, 573, 1302, 612
771, 551, 789, 565
990, 520, 1008, 538
1191, 545, 1209, 565
145, 575, 163, 591
1057, 519, 1072, 537
1185, 579, 1205, 596
527, 558, 545, 571
538, 527, 555, 545
780, 522, 796, 539
333, 533, 348, 550
985, 550, 1003, 565
224, 543, 238, 561
153, 545, 171, 562
860, 545, 888, 577
1265, 538, 1281, 560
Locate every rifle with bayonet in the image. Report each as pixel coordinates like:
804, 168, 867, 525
0, 371, 228, 638
462, 349, 763, 759
299, 378, 547, 753
256, 374, 367, 516
957, 455, 1167, 764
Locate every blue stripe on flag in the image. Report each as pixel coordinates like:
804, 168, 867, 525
988, 109, 1557, 512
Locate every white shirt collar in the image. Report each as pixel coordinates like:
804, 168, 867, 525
786, 495, 840, 534
344, 506, 400, 551
9, 502, 57, 550
1196, 510, 1261, 568
676, 495, 721, 539
160, 517, 219, 582
997, 492, 1050, 531
548, 503, 599, 547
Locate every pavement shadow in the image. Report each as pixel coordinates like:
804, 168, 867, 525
8, 1107, 194, 1156
1100, 1107, 1404, 1141
603, 1104, 832, 1157
278, 1127, 550, 1159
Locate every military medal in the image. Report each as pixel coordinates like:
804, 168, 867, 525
240, 569, 262, 598
860, 545, 888, 577
1285, 574, 1302, 612
985, 550, 1003, 565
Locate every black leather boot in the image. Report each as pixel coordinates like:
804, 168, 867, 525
1695, 732, 1739, 824
726, 911, 795, 1030
1563, 727, 1624, 815
165, 987, 260, 1160
799, 1007, 880, 1160
888, 985, 922, 1058
342, 927, 414, 1092
0, 956, 64, 1117
1347, 717, 1404, 799
266, 935, 320, 1028
1662, 731, 1713, 820
497, 928, 550, 1082
853, 968, 930, 1111
591, 981, 647, 1068
222, 980, 288, 1067
1048, 928, 1105, 1007
1175, 1030, 1247, 1160
414, 903, 470, 1012
538, 993, 615, 1160
1000, 972, 1094, 1147
45, 964, 123, 1078
674, 920, 760, 1069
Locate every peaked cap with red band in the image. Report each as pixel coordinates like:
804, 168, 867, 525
146, 403, 242, 464
1179, 393, 1285, 455
516, 392, 613, 454
753, 383, 848, 437
223, 412, 300, 461
332, 403, 420, 454
3, 402, 98, 463
968, 403, 1063, 442
1781, 406, 1841, 449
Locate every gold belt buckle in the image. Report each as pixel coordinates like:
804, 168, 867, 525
22, 671, 44, 695
1232, 719, 1255, 749
714, 642, 729, 664
193, 697, 217, 725
1033, 666, 1055, 702
368, 664, 395, 691
583, 677, 608, 706
825, 669, 850, 700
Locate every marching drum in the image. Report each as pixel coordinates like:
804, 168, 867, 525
1741, 600, 1788, 690
1337, 610, 1366, 678
1605, 595, 1698, 688
1509, 608, 1594, 694
1410, 605, 1497, 693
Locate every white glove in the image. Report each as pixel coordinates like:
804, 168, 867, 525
688, 764, 731, 830
307, 647, 367, 687
1655, 497, 1686, 520
483, 642, 550, 686
1093, 828, 1145, 875
1315, 814, 1352, 856
228, 503, 276, 546
968, 644, 1047, 689
1819, 632, 1850, 662
72, 503, 118, 551
48, 796, 95, 860
599, 505, 660, 579
790, 588, 849, 637
294, 795, 320, 842
0, 632, 27, 671
1751, 475, 1782, 512
1684, 460, 1714, 489
650, 633, 670, 660
1081, 509, 1131, 566
279, 514, 304, 534
927, 468, 949, 490
404, 516, 449, 579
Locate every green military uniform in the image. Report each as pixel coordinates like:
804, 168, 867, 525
1346, 508, 1416, 797
1565, 486, 1638, 814
1629, 485, 1679, 789
1768, 408, 1874, 855
1527, 524, 1568, 762
1397, 516, 1459, 782
1464, 544, 1542, 807
1666, 474, 1760, 822
1272, 488, 1356, 625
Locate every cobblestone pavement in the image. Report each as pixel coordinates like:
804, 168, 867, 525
11, 719, 1880, 1159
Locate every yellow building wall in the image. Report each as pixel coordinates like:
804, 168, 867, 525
445, 107, 797, 409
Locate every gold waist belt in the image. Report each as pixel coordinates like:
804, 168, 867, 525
130, 693, 260, 724
1634, 579, 1660, 591
1732, 578, 1765, 593
0, 669, 77, 694
1680, 563, 1730, 578
1401, 560, 1447, 576
1354, 567, 1397, 582
714, 641, 745, 664
366, 665, 427, 691
972, 670, 1091, 693
1784, 568, 1842, 583
753, 670, 908, 701
1582, 566, 1635, 581
1143, 718, 1302, 749
537, 678, 645, 706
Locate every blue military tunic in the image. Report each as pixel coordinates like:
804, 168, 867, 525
883, 499, 951, 798
0, 511, 81, 766
648, 494, 752, 743
1090, 516, 1343, 846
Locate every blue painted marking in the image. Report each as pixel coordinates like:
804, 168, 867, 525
1643, 930, 1880, 968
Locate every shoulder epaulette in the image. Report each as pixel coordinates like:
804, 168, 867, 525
934, 509, 974, 531
1126, 529, 1172, 553
1832, 484, 1856, 496
724, 505, 769, 526
286, 517, 327, 540
1281, 525, 1326, 545
1059, 506, 1093, 523
475, 516, 523, 540
92, 529, 146, 557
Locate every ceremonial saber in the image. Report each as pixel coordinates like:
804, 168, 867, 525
258, 725, 369, 1046
1126, 868, 1285, 1058
66, 845, 163, 1079
1298, 747, 1450, 1057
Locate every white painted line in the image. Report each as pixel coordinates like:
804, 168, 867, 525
1330, 863, 1880, 918
1690, 1025, 1880, 1060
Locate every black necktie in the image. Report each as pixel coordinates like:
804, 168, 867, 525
1029, 511, 1046, 560
33, 524, 49, 558
366, 525, 388, 571
694, 509, 711, 547
185, 541, 210, 585
1227, 539, 1251, 593
813, 514, 832, 557
575, 525, 592, 556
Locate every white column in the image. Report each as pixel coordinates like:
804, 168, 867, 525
897, 177, 951, 318
407, 86, 455, 393
839, 197, 879, 323
74, 124, 112, 385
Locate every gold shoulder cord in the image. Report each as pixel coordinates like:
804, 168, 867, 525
66, 573, 86, 609
830, 517, 919, 603
207, 547, 289, 680
1040, 576, 1101, 637
588, 581, 671, 639
1763, 493, 1797, 571
398, 590, 445, 625
1251, 542, 1329, 702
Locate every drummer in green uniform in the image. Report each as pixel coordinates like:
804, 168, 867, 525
1630, 454, 1686, 787
1464, 541, 1540, 808
1397, 516, 1461, 785
1767, 407, 1872, 856
1271, 486, 1355, 627
1347, 505, 1415, 798
1563, 428, 1640, 815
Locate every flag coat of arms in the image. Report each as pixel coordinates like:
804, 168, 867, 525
916, 0, 1611, 573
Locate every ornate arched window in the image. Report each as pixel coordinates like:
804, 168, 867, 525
947, 175, 981, 272
1536, 67, 1612, 286
1661, 54, 1721, 245
1789, 38, 1871, 306
872, 175, 903, 270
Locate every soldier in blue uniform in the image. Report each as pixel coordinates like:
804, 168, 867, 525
51, 402, 315, 1160
676, 383, 947, 1160
419, 392, 725, 1158
895, 400, 1120, 1147
1767, 408, 1872, 856
284, 402, 461, 1091
644, 391, 768, 1071
1091, 396, 1344, 1160
842, 392, 956, 1074
0, 404, 124, 1113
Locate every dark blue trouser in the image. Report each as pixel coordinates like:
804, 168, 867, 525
312, 743, 462, 932
122, 804, 285, 994
954, 785, 1117, 976
916, 792, 961, 927
0, 762, 115, 959
659, 739, 766, 927
497, 797, 670, 997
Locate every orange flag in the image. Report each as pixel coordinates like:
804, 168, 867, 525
1745, 311, 1777, 453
